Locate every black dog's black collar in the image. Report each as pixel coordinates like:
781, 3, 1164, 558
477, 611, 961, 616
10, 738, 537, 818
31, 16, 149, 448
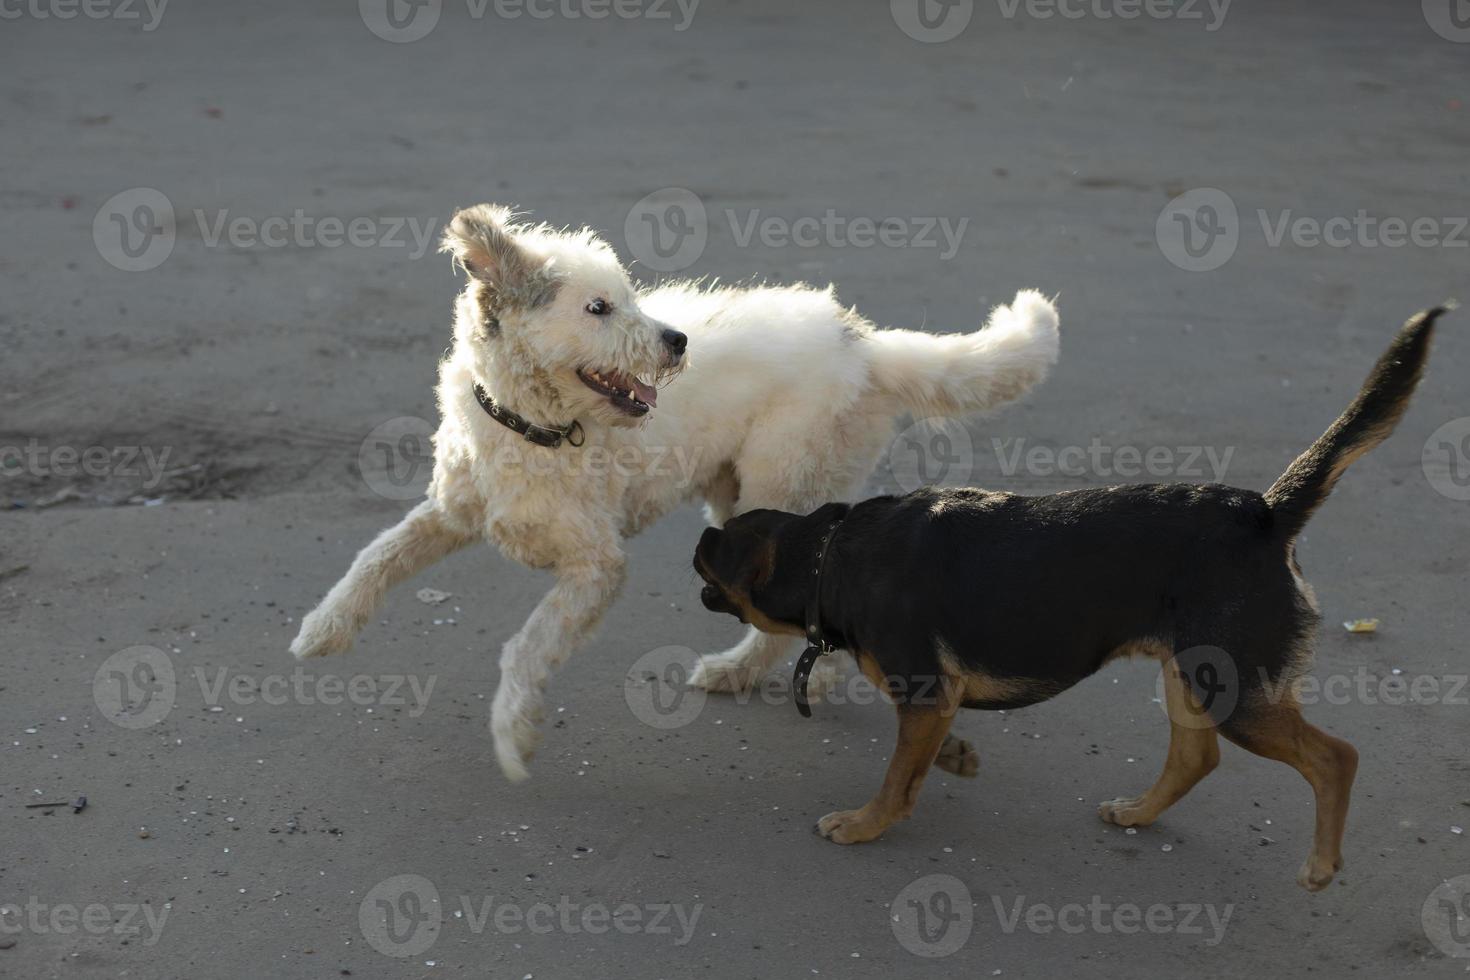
794, 519, 844, 718
473, 383, 584, 449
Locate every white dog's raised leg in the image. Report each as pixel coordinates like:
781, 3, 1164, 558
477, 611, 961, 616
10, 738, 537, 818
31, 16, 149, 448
292, 500, 472, 659
491, 556, 626, 781
687, 629, 794, 694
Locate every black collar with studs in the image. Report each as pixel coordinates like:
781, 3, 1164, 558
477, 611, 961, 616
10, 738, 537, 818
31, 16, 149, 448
794, 519, 845, 718
472, 383, 584, 449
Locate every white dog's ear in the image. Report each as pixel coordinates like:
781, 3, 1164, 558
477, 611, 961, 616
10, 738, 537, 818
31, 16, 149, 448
441, 204, 535, 286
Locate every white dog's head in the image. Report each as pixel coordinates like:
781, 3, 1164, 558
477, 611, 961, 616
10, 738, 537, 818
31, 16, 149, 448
441, 204, 686, 426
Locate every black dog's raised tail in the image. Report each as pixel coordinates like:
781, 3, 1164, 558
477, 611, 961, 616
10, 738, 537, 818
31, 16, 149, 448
1265, 304, 1451, 540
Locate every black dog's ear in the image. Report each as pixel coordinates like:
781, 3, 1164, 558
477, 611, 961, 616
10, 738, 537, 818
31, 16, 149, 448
440, 204, 536, 287
808, 501, 851, 524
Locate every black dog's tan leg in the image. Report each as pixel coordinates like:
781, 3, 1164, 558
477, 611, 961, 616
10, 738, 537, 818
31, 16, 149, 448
817, 703, 955, 844
1219, 701, 1358, 892
1099, 661, 1220, 826
934, 733, 979, 778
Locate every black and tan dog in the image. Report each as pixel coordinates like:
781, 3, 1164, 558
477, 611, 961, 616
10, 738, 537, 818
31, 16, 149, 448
693, 306, 1449, 891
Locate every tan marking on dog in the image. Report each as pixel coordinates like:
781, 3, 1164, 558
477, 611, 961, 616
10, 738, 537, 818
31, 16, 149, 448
1216, 700, 1358, 892
1098, 659, 1221, 828
698, 540, 807, 638
816, 680, 960, 844
934, 636, 1056, 704
1102, 637, 1173, 665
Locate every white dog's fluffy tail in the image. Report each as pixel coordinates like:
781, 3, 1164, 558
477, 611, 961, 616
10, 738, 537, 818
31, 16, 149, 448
865, 289, 1060, 418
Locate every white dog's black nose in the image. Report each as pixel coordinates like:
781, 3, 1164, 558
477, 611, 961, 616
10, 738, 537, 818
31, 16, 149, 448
662, 329, 688, 356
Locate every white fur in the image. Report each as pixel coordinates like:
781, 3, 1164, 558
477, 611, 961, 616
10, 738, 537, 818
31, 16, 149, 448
292, 205, 1061, 781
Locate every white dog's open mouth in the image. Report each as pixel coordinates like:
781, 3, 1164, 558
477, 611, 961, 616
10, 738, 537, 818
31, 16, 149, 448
577, 368, 658, 416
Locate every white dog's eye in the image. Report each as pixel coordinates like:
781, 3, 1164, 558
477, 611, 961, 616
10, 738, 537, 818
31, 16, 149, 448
585, 298, 612, 316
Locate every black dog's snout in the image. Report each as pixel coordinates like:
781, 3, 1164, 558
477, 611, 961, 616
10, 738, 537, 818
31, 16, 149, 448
662, 329, 688, 356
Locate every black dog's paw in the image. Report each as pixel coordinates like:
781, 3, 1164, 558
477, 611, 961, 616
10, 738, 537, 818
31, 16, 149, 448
934, 734, 979, 778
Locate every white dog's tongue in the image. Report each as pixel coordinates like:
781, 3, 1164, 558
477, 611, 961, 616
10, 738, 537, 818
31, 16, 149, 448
632, 378, 658, 407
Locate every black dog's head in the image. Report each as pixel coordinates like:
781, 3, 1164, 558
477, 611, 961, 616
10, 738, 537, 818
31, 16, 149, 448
693, 503, 850, 636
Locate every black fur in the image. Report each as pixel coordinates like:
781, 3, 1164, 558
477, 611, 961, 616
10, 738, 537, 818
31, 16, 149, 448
1266, 306, 1446, 540
694, 306, 1447, 725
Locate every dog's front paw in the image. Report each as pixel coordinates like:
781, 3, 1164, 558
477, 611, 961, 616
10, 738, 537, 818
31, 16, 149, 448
935, 735, 980, 778
1097, 796, 1158, 828
491, 685, 544, 783
1296, 854, 1343, 892
816, 807, 887, 844
687, 653, 762, 694
290, 607, 356, 660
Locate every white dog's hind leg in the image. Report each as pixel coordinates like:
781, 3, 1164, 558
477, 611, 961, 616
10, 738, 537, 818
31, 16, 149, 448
491, 556, 626, 781
292, 500, 472, 659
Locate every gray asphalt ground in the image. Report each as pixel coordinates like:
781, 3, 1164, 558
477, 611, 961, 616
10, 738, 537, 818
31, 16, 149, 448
3, 1, 1469, 977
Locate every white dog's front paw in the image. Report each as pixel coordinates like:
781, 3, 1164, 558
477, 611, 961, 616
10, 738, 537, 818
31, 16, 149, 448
687, 653, 763, 694
290, 607, 356, 660
491, 686, 543, 782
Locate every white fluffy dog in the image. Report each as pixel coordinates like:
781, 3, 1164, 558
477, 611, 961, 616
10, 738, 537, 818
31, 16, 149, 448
291, 204, 1061, 780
